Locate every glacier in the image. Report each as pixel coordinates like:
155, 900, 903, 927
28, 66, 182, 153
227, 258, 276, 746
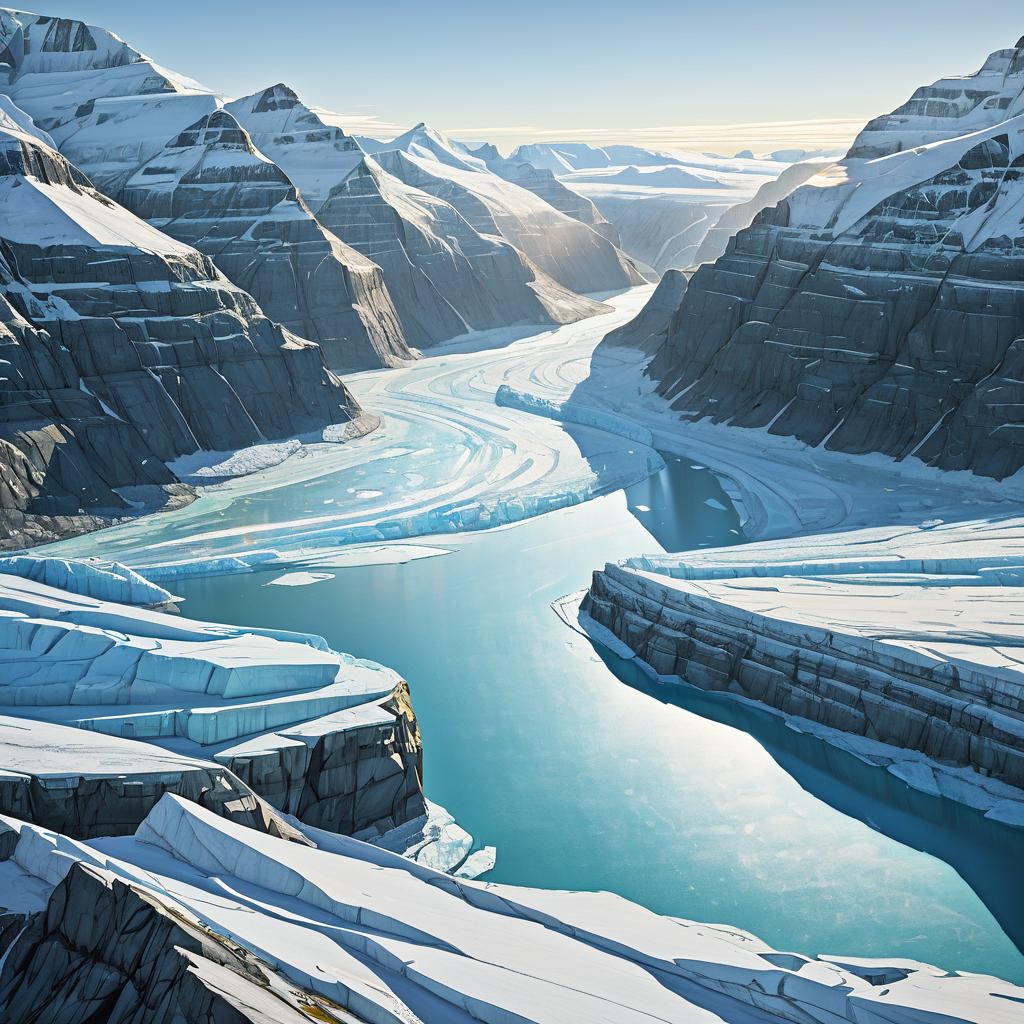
0, 793, 1018, 1023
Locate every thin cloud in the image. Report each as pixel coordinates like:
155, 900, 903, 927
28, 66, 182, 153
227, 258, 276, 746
443, 117, 868, 153
306, 108, 867, 155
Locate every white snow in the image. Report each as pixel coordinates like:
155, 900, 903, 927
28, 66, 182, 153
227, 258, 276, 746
266, 571, 335, 587
0, 793, 1016, 1023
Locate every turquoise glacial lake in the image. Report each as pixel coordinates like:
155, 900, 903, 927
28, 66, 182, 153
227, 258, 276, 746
168, 455, 1024, 983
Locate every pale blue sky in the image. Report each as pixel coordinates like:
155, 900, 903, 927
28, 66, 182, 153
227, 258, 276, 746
33, 1, 1024, 152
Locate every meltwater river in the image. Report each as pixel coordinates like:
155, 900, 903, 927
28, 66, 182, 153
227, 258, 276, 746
45, 292, 1024, 981
167, 458, 1023, 982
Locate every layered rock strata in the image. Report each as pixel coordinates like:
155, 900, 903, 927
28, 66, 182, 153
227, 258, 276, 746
582, 516, 1024, 808
473, 142, 623, 245
119, 109, 410, 371
228, 87, 611, 346
0, 561, 428, 840
0, 120, 367, 546
646, 41, 1024, 479
603, 270, 687, 353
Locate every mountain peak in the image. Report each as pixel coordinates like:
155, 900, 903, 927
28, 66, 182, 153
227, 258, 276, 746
167, 109, 253, 152
251, 83, 301, 112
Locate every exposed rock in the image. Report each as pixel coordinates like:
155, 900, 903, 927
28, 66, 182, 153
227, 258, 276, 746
0, 794, 1017, 1024
0, 7, 221, 195
0, 121, 367, 546
646, 39, 1024, 479
602, 269, 687, 353
581, 514, 1024, 809
0, 864, 335, 1024
120, 109, 410, 371
373, 124, 645, 292
216, 684, 427, 838
0, 12, 412, 374
0, 562, 429, 842
228, 88, 612, 346
319, 155, 609, 344
0, 716, 313, 841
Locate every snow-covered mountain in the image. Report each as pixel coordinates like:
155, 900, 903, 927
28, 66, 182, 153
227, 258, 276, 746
371, 124, 645, 292
507, 141, 791, 273
0, 13, 412, 373
119, 109, 410, 371
850, 38, 1024, 157
644, 37, 1024, 479
510, 141, 689, 172
229, 88, 610, 345
0, 119, 367, 547
470, 143, 623, 246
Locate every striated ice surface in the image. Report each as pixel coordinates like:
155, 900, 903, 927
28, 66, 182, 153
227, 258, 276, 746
0, 793, 1017, 1023
0, 555, 174, 606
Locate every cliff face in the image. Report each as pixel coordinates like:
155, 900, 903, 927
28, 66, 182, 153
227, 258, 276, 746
0, 864, 331, 1024
647, 39, 1024, 479
0, 12, 412, 375
0, 792, 1017, 1024
228, 88, 611, 347
0, 127, 362, 439
119, 110, 410, 371
0, 124, 367, 547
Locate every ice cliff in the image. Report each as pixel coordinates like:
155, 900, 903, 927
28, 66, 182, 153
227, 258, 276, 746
0, 793, 1017, 1023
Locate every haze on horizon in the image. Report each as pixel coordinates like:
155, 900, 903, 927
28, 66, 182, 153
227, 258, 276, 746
16, 0, 1024, 154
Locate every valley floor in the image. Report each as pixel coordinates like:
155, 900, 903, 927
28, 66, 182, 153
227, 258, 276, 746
27, 286, 1024, 1004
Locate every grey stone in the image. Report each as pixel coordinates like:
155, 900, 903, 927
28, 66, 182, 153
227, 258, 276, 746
119, 109, 411, 372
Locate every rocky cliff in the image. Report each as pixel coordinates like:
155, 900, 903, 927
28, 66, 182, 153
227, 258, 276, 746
120, 109, 410, 371
646, 39, 1024, 479
228, 87, 612, 345
603, 270, 688, 353
0, 10, 412, 374
0, 792, 1016, 1024
0, 122, 367, 547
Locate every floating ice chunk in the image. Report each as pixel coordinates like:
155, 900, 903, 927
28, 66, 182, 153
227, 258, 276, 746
495, 383, 657, 446
704, 498, 728, 511
265, 572, 336, 587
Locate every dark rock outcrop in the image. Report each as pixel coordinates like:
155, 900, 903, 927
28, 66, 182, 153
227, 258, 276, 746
645, 39, 1024, 479
583, 563, 1024, 790
371, 125, 645, 293
217, 684, 428, 838
120, 109, 411, 371
0, 864, 340, 1024
603, 269, 687, 353
0, 123, 368, 547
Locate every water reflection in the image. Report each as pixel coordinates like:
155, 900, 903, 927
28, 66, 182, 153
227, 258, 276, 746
597, 643, 1024, 959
